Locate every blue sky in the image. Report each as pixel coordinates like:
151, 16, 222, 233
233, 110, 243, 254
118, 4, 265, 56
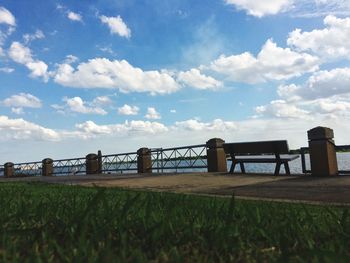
1, 0, 350, 162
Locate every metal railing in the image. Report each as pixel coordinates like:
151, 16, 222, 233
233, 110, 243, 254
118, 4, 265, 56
101, 151, 138, 173
150, 144, 207, 173
300, 145, 350, 174
13, 161, 42, 176
52, 157, 86, 175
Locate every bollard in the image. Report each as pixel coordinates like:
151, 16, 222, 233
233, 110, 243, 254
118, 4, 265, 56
4, 162, 14, 177
137, 148, 152, 174
86, 153, 98, 174
307, 126, 338, 176
206, 138, 228, 173
42, 158, 53, 176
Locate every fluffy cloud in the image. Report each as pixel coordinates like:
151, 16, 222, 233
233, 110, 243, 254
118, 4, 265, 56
210, 39, 319, 84
255, 100, 310, 119
75, 120, 168, 137
177, 68, 222, 90
145, 107, 161, 119
8, 42, 49, 81
0, 6, 15, 26
2, 93, 42, 109
53, 58, 180, 94
92, 96, 112, 106
278, 67, 350, 100
174, 119, 237, 131
118, 104, 139, 115
0, 115, 59, 141
67, 11, 82, 22
225, 0, 294, 17
287, 15, 350, 59
23, 30, 45, 44
53, 97, 107, 115
100, 15, 131, 38
0, 67, 14, 73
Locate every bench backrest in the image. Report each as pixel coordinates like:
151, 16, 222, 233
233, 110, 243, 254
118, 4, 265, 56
223, 140, 290, 155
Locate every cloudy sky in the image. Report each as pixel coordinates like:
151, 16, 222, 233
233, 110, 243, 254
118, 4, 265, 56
1, 0, 350, 162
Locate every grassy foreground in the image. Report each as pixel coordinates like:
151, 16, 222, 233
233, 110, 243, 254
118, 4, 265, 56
0, 183, 349, 262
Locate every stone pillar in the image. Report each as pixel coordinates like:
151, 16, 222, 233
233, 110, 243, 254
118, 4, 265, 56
4, 162, 14, 177
206, 138, 228, 173
97, 150, 102, 174
307, 126, 338, 176
42, 158, 53, 176
137, 148, 152, 174
86, 153, 98, 174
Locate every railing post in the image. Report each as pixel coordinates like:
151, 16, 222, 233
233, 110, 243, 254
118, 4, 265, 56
42, 158, 53, 176
307, 126, 338, 176
86, 153, 98, 175
206, 138, 228, 173
4, 162, 14, 177
137, 148, 152, 174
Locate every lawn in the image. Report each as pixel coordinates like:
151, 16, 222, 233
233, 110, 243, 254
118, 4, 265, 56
0, 182, 349, 262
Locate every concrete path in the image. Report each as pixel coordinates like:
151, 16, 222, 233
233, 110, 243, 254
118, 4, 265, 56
1, 173, 350, 205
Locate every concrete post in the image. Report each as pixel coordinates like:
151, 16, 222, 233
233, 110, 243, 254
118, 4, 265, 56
206, 138, 228, 173
97, 150, 102, 174
86, 153, 98, 174
4, 162, 14, 177
137, 148, 152, 174
307, 126, 338, 176
42, 158, 53, 176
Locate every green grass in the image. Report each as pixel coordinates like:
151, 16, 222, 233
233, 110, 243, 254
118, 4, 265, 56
0, 183, 349, 262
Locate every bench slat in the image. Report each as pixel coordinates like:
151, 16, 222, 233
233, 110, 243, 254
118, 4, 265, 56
223, 140, 289, 155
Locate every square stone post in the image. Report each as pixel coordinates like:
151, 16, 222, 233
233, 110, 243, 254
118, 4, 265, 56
206, 138, 228, 173
86, 153, 98, 175
4, 162, 14, 177
307, 126, 338, 176
42, 158, 53, 176
137, 148, 152, 174
97, 150, 103, 174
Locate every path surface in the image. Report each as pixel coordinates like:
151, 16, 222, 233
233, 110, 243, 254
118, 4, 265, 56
1, 173, 350, 205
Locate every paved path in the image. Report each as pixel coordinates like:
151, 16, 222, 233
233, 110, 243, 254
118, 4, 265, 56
1, 173, 350, 205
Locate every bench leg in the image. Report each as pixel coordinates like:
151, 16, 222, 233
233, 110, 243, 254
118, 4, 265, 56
284, 162, 291, 176
230, 162, 236, 173
240, 163, 246, 174
274, 162, 281, 176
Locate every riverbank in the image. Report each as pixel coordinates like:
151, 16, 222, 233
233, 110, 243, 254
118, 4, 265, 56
2, 172, 350, 205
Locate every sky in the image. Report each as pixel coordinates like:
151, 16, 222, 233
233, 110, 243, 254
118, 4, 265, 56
1, 0, 350, 162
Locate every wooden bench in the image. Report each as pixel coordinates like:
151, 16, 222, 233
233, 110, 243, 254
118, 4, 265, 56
223, 140, 299, 176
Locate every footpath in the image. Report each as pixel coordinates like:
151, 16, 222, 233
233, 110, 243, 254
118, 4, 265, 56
1, 173, 350, 206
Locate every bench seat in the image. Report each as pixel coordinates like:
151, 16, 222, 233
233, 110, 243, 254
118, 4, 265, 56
223, 140, 299, 176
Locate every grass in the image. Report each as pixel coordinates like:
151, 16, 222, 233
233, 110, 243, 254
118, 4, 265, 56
0, 182, 349, 262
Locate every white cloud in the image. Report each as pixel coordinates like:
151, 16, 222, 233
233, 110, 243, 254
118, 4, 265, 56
145, 107, 161, 119
118, 104, 139, 115
67, 11, 82, 22
287, 15, 350, 60
23, 30, 45, 44
11, 107, 24, 115
170, 109, 176, 113
0, 67, 14, 73
53, 58, 180, 95
64, 54, 79, 64
2, 93, 42, 108
93, 96, 113, 106
210, 39, 319, 84
177, 68, 222, 90
255, 100, 310, 119
174, 119, 237, 131
8, 42, 49, 81
0, 6, 15, 26
225, 0, 294, 17
0, 115, 60, 141
279, 67, 350, 100
75, 119, 168, 138
100, 15, 131, 38
62, 97, 107, 115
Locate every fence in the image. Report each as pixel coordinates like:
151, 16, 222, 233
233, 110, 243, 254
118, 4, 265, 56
101, 151, 138, 173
